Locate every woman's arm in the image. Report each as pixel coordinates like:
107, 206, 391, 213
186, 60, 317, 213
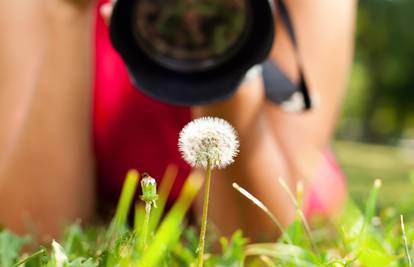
194, 0, 357, 239
99, 0, 356, 240
0, 0, 95, 237
265, 0, 357, 208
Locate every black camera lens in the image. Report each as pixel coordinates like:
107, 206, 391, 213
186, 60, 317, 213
110, 0, 276, 105
131, 0, 251, 72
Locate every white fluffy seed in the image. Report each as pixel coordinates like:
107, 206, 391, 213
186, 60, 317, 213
178, 117, 239, 169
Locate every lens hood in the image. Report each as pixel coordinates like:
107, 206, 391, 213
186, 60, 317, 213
110, 0, 275, 106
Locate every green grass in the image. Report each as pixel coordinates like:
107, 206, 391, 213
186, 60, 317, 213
334, 140, 414, 207
2, 141, 414, 266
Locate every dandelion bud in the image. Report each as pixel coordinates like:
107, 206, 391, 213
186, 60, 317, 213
178, 117, 239, 169
140, 173, 158, 207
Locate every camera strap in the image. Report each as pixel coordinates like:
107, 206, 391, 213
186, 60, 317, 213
263, 0, 312, 111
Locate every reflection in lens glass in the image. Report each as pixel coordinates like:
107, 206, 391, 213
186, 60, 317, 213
133, 0, 248, 70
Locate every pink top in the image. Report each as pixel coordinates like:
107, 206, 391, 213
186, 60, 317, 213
93, 0, 191, 206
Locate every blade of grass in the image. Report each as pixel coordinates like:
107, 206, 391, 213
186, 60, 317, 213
363, 179, 382, 228
134, 204, 145, 233
107, 170, 140, 241
278, 178, 317, 253
401, 214, 412, 267
148, 164, 178, 232
232, 183, 290, 243
63, 222, 82, 254
245, 243, 320, 267
259, 255, 277, 267
358, 179, 382, 245
114, 170, 140, 225
13, 248, 46, 267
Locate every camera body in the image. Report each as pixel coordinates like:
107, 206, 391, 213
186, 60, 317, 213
110, 0, 275, 106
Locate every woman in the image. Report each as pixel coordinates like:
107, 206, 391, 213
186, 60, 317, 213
0, 0, 355, 240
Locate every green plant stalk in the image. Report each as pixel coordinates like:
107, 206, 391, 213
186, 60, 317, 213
197, 159, 213, 267
13, 248, 45, 267
137, 174, 158, 254
296, 182, 317, 254
112, 170, 139, 229
140, 202, 152, 251
232, 183, 292, 244
149, 165, 178, 232
358, 179, 381, 247
105, 171, 139, 248
137, 174, 203, 267
260, 255, 277, 267
278, 178, 317, 252
134, 204, 145, 233
400, 214, 412, 267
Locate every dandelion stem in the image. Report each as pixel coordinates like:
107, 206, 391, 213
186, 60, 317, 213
138, 174, 158, 252
140, 203, 152, 251
197, 159, 212, 267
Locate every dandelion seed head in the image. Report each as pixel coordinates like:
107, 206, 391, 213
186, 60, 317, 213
178, 117, 239, 169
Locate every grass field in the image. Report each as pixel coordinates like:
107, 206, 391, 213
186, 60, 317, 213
334, 140, 414, 208
2, 140, 414, 266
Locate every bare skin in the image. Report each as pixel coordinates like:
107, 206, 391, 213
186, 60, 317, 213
266, 0, 357, 216
0, 1, 95, 238
0, 0, 356, 240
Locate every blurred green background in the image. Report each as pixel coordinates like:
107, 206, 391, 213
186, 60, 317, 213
335, 0, 414, 207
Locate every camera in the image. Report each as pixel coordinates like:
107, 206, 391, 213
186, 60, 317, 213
110, 0, 275, 106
